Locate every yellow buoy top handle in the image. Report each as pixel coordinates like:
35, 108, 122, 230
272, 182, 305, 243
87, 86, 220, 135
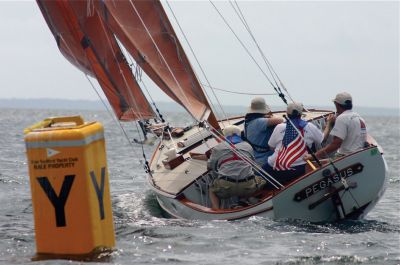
24, 116, 85, 134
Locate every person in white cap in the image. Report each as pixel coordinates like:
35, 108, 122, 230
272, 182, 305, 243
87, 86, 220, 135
304, 92, 367, 160
264, 102, 323, 185
243, 97, 283, 166
207, 125, 266, 209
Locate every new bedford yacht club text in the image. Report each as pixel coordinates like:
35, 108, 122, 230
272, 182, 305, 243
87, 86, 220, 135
30, 157, 78, 170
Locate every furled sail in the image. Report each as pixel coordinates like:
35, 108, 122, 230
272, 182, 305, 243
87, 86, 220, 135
37, 0, 155, 121
97, 0, 219, 128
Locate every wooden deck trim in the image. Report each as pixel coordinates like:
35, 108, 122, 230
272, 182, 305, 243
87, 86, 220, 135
178, 192, 274, 215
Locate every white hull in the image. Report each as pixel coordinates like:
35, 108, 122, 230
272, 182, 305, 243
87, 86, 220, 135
148, 112, 388, 222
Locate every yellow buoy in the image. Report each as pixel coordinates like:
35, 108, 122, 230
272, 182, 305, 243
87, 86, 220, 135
24, 116, 115, 257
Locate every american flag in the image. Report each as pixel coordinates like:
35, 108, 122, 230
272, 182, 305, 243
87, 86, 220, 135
273, 121, 307, 171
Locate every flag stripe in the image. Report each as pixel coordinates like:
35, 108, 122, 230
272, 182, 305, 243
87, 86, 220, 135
274, 121, 307, 171
282, 138, 306, 166
281, 137, 303, 165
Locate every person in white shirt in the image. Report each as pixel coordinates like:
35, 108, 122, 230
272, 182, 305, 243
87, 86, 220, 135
263, 102, 323, 185
304, 92, 367, 161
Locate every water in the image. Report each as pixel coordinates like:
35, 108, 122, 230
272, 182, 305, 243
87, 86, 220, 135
0, 108, 399, 265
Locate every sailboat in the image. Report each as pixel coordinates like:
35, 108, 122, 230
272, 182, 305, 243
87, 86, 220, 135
36, 0, 388, 222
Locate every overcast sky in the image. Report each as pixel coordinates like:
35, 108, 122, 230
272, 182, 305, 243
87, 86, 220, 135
0, 1, 398, 110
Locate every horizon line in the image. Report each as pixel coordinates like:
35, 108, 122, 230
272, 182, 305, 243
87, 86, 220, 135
0, 97, 398, 110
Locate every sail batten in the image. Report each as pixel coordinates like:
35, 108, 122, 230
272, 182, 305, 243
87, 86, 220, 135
37, 0, 155, 121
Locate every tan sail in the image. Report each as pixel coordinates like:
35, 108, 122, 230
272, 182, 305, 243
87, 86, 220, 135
37, 1, 92, 76
98, 0, 219, 128
37, 0, 155, 121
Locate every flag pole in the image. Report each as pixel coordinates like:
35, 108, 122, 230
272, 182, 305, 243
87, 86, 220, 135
283, 115, 349, 189
283, 115, 322, 167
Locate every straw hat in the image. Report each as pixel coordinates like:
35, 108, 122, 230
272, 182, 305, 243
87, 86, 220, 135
333, 92, 352, 105
247, 97, 271, 114
222, 125, 241, 137
287, 102, 304, 115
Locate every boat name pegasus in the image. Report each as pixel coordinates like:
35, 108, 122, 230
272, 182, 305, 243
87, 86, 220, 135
294, 163, 364, 201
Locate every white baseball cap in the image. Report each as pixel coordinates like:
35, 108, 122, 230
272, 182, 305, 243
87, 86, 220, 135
287, 102, 303, 115
333, 92, 352, 105
222, 125, 241, 137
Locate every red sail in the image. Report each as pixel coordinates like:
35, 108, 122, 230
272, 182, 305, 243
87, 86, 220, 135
36, 1, 92, 76
98, 0, 219, 128
37, 0, 155, 121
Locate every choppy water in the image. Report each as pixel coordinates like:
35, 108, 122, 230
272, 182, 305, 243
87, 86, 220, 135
0, 108, 399, 265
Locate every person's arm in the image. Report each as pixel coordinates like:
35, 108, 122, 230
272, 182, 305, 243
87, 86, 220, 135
314, 123, 324, 143
207, 148, 220, 170
269, 146, 275, 152
309, 123, 324, 151
267, 125, 281, 151
317, 136, 342, 158
267, 116, 284, 127
305, 136, 342, 160
323, 114, 336, 141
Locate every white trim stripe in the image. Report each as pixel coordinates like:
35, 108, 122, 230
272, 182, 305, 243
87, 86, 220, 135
25, 131, 104, 149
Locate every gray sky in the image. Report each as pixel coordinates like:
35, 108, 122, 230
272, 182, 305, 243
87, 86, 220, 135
0, 1, 398, 109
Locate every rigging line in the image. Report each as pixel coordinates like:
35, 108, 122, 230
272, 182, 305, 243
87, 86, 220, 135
231, 1, 295, 104
85, 75, 145, 162
195, 178, 205, 206
201, 83, 276, 95
209, 128, 282, 189
99, 23, 168, 168
340, 188, 361, 209
165, 0, 230, 126
97, 16, 153, 162
229, 2, 279, 90
113, 47, 166, 147
127, 0, 213, 151
118, 41, 148, 98
140, 80, 167, 123
72, 13, 142, 122
166, 126, 177, 149
46, 2, 147, 166
57, 2, 147, 160
209, 0, 279, 95
232, 1, 295, 103
128, 0, 199, 124
123, 45, 167, 123
231, 2, 278, 84
59, 35, 144, 165
86, 0, 95, 17
162, 1, 221, 151
71, 22, 134, 116
98, 18, 146, 123
202, 176, 210, 206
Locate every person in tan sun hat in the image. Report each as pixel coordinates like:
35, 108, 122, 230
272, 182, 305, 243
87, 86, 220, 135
243, 97, 283, 166
207, 125, 266, 209
304, 92, 368, 161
